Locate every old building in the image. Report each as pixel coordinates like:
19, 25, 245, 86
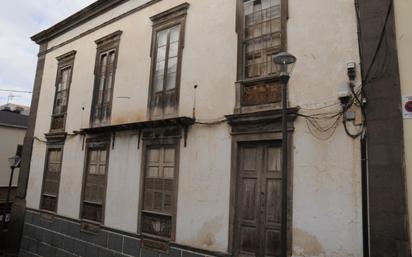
0, 108, 27, 204
15, 0, 366, 256
356, 0, 412, 256
397, 0, 412, 254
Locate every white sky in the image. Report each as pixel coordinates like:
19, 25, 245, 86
0, 0, 96, 107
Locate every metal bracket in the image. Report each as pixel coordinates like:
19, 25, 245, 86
183, 125, 189, 147
82, 134, 86, 151
137, 129, 142, 149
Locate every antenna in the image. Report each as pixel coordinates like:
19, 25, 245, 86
7, 92, 19, 104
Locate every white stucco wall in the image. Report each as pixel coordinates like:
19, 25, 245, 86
26, 0, 362, 256
394, 0, 412, 246
288, 0, 363, 256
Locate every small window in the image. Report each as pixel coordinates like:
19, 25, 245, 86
40, 146, 63, 212
51, 51, 76, 131
81, 140, 110, 223
149, 4, 188, 120
91, 31, 122, 127
141, 145, 178, 240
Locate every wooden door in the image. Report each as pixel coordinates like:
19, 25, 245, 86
235, 142, 282, 257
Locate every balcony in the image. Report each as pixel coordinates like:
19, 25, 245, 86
234, 76, 282, 114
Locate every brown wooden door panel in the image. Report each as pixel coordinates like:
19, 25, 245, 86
236, 142, 283, 257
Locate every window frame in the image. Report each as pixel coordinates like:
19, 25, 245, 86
90, 31, 122, 127
147, 3, 189, 120
50, 51, 76, 132
39, 143, 64, 214
79, 136, 111, 225
138, 139, 180, 242
236, 0, 288, 82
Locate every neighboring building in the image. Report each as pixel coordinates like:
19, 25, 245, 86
15, 0, 366, 257
0, 104, 30, 116
357, 0, 412, 256
0, 109, 28, 204
395, 0, 412, 255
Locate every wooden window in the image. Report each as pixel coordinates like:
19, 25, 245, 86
149, 3, 188, 120
80, 139, 110, 223
243, 0, 283, 79
235, 0, 286, 110
91, 31, 122, 127
51, 51, 75, 131
141, 145, 178, 240
40, 146, 63, 212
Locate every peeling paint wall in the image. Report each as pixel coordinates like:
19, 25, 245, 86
26, 0, 362, 255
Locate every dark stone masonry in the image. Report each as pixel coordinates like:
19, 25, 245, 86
19, 210, 215, 257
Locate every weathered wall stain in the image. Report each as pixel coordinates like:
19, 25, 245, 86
181, 216, 224, 251
292, 228, 325, 257
111, 110, 146, 125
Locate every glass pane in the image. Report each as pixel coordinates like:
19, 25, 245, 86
153, 74, 164, 93
165, 72, 176, 90
170, 25, 180, 43
157, 46, 167, 62
100, 54, 108, 76
157, 30, 168, 46
169, 42, 178, 58
156, 60, 165, 73
167, 57, 178, 73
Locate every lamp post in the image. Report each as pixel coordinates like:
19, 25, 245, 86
1, 155, 21, 231
273, 52, 297, 257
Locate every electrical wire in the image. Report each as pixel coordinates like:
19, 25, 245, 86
361, 0, 393, 88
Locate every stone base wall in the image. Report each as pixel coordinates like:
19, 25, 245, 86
20, 210, 226, 257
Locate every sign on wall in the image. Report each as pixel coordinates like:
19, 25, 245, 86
403, 96, 412, 119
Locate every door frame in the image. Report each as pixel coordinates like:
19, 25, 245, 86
228, 132, 294, 256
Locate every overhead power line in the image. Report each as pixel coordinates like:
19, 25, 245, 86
0, 89, 33, 94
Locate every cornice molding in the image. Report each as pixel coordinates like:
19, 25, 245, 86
31, 0, 129, 44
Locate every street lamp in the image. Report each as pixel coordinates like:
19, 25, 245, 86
1, 155, 21, 230
273, 51, 297, 257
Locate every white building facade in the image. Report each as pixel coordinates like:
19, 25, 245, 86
20, 1, 363, 257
